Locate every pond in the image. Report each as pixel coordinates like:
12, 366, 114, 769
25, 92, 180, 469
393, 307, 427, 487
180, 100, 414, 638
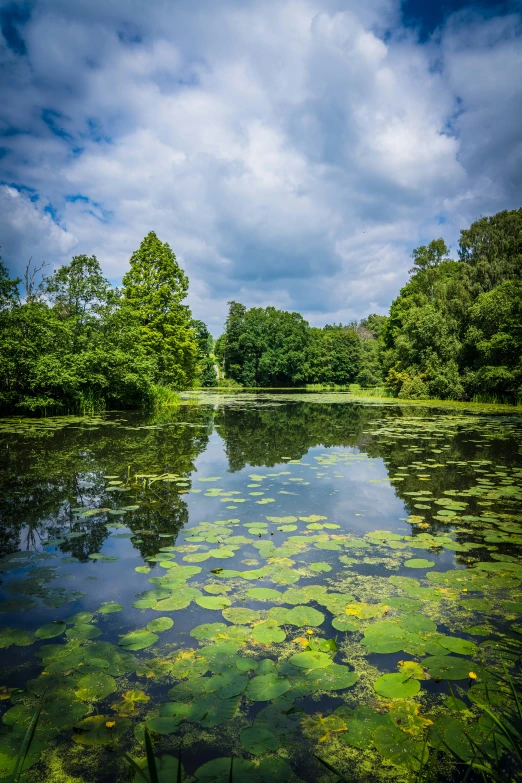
1, 393, 522, 783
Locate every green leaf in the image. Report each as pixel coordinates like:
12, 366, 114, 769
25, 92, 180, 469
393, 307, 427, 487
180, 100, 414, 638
98, 603, 123, 614
35, 622, 66, 639
147, 617, 174, 633
246, 674, 291, 701
240, 726, 280, 755
119, 630, 159, 651
75, 672, 117, 701
288, 651, 332, 670
423, 655, 473, 680
373, 673, 420, 699
195, 596, 232, 610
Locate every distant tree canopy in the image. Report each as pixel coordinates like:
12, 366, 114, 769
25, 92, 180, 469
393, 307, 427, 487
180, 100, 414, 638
1, 206, 520, 412
0, 234, 213, 413
382, 207, 522, 402
218, 301, 377, 387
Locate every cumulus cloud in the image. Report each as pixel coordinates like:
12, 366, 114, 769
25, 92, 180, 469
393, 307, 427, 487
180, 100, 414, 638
0, 0, 521, 332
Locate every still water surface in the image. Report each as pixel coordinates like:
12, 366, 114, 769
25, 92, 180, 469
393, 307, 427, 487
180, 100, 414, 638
1, 394, 521, 782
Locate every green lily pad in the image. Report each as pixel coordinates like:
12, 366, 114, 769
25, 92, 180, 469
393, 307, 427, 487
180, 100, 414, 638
35, 622, 66, 639
66, 623, 101, 640
373, 723, 429, 771
146, 717, 181, 734
246, 588, 283, 602
252, 620, 286, 644
73, 715, 131, 745
305, 664, 359, 692
374, 673, 420, 699
119, 630, 159, 651
246, 674, 291, 701
134, 755, 184, 783
284, 606, 325, 627
288, 651, 332, 670
75, 672, 117, 701
404, 559, 435, 568
194, 757, 258, 782
205, 671, 249, 699
98, 603, 123, 614
236, 657, 259, 672
332, 616, 359, 632
310, 562, 332, 573
437, 636, 478, 656
147, 617, 174, 633
423, 656, 473, 680
222, 608, 260, 625
240, 726, 280, 755
195, 596, 232, 610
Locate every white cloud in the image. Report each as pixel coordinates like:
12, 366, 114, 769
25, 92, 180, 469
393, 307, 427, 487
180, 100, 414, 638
0, 0, 521, 333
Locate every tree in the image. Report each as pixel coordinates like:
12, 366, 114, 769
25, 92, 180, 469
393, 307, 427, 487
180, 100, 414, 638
306, 327, 362, 385
462, 280, 522, 401
0, 255, 20, 310
409, 238, 450, 274
458, 207, 522, 295
122, 232, 198, 388
193, 319, 217, 387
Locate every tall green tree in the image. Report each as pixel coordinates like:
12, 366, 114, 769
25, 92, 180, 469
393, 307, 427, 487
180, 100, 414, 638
0, 256, 20, 310
193, 319, 217, 386
122, 232, 198, 388
306, 327, 362, 385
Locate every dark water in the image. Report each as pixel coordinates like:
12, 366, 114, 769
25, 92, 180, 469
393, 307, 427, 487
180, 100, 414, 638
1, 394, 521, 782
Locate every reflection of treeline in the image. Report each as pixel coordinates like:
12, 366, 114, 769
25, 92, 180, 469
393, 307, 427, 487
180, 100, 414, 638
0, 406, 213, 559
214, 401, 393, 471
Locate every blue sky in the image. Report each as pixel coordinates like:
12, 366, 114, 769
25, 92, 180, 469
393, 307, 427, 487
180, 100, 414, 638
1, 0, 521, 334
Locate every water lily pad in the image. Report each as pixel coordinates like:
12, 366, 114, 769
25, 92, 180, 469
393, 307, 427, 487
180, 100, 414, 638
194, 757, 258, 782
246, 588, 283, 602
373, 723, 429, 770
119, 630, 159, 651
66, 623, 101, 640
146, 717, 181, 734
35, 622, 66, 639
404, 559, 435, 568
423, 655, 473, 680
332, 616, 359, 632
305, 664, 359, 692
374, 673, 420, 699
310, 562, 332, 573
252, 620, 286, 644
75, 672, 117, 701
98, 603, 123, 614
240, 726, 280, 755
437, 636, 478, 656
285, 606, 325, 627
222, 607, 260, 624
246, 674, 291, 701
236, 657, 259, 672
195, 596, 232, 610
205, 671, 248, 699
289, 651, 332, 670
73, 715, 132, 745
147, 617, 174, 632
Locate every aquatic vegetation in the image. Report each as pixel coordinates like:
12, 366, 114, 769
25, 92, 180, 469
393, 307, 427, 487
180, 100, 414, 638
0, 399, 522, 781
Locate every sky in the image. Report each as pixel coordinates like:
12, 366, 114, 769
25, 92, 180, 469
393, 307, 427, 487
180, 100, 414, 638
1, 0, 521, 334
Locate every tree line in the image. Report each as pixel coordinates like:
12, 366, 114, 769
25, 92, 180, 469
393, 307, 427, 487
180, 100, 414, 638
217, 207, 522, 402
0, 231, 216, 414
1, 206, 520, 412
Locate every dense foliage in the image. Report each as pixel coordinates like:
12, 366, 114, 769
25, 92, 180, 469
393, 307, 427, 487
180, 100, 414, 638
218, 208, 521, 402
382, 208, 522, 402
216, 302, 375, 387
0, 232, 212, 413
